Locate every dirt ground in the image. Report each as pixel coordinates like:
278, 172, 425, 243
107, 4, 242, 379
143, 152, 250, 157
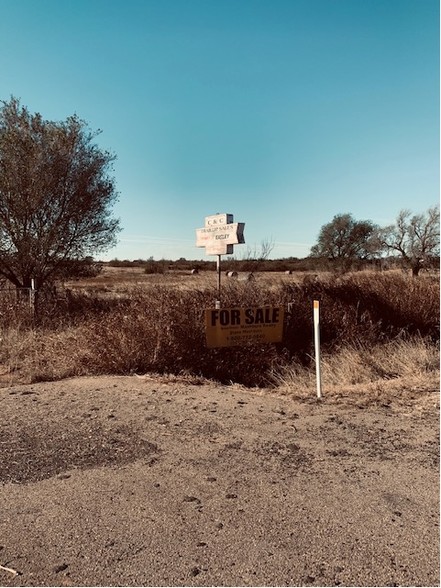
0, 375, 439, 587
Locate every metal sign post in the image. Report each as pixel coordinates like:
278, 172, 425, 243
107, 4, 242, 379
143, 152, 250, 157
216, 255, 221, 307
196, 213, 245, 306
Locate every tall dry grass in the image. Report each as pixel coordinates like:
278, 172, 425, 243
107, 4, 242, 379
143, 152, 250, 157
271, 337, 439, 396
0, 271, 438, 389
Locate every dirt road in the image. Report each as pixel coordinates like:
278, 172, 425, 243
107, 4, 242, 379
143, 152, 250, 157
0, 376, 439, 587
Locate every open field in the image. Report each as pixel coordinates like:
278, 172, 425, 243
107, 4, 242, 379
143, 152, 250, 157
63, 268, 327, 295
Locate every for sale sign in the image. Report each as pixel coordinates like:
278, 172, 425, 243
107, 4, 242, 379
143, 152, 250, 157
205, 306, 284, 348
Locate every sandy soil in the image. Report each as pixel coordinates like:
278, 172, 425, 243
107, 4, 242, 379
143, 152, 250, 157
0, 375, 439, 587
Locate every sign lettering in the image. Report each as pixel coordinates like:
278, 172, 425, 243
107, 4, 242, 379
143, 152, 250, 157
205, 306, 284, 348
196, 214, 245, 256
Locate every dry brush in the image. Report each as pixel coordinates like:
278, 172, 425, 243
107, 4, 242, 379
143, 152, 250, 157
0, 271, 438, 389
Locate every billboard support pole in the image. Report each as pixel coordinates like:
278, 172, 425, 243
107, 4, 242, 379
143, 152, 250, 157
216, 255, 221, 309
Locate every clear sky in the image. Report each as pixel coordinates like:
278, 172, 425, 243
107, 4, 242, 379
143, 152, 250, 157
1, 0, 439, 261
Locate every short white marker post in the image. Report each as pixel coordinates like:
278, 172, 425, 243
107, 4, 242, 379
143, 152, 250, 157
313, 300, 322, 399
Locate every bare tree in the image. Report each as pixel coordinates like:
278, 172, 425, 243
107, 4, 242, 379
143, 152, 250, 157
239, 237, 275, 272
376, 206, 440, 276
0, 97, 120, 289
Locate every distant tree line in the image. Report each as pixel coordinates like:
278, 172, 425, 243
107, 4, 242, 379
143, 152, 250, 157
105, 252, 438, 275
108, 209, 440, 277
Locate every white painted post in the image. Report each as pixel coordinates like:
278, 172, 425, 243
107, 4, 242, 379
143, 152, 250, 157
313, 300, 322, 399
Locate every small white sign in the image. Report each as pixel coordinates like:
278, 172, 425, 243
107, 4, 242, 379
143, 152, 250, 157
205, 213, 233, 227
196, 214, 245, 256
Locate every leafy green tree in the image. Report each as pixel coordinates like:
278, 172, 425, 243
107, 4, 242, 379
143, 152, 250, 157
310, 213, 379, 268
0, 97, 120, 289
376, 206, 440, 276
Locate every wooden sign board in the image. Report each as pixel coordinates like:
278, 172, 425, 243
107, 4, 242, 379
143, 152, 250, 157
205, 306, 284, 348
196, 213, 245, 256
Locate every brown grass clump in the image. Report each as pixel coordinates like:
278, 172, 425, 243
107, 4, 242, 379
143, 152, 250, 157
272, 336, 439, 395
0, 270, 438, 389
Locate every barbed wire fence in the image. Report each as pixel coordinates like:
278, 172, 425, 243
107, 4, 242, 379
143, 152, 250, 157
0, 286, 35, 325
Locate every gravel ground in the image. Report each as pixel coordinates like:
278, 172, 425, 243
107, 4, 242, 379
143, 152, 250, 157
0, 375, 439, 587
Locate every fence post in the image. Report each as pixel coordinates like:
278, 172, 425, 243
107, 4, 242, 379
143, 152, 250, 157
30, 279, 36, 316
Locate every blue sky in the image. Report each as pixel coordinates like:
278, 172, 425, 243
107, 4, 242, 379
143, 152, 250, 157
0, 0, 439, 260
